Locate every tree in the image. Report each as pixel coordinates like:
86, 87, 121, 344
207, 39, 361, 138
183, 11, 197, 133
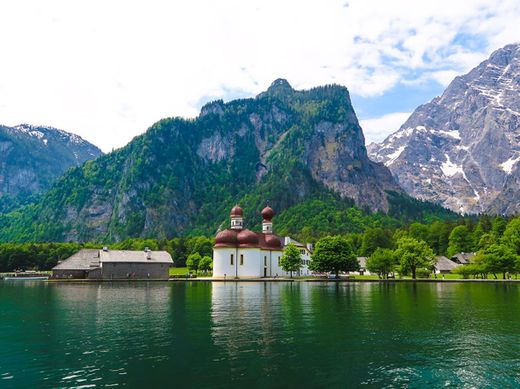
360, 228, 393, 256
409, 223, 429, 242
502, 217, 520, 255
478, 244, 518, 279
366, 248, 395, 279
186, 237, 214, 259
394, 237, 434, 279
198, 256, 213, 274
477, 232, 495, 250
427, 221, 451, 255
279, 243, 302, 278
186, 253, 202, 273
309, 236, 359, 277
447, 225, 473, 257
492, 216, 507, 239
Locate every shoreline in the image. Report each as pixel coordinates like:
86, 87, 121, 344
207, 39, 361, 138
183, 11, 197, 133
31, 278, 520, 284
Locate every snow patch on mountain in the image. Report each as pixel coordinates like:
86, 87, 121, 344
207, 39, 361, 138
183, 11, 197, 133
368, 43, 520, 214
441, 154, 463, 177
500, 155, 520, 174
385, 146, 406, 167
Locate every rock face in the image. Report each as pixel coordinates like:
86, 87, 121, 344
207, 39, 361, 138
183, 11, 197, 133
0, 79, 403, 242
368, 43, 520, 214
0, 124, 102, 211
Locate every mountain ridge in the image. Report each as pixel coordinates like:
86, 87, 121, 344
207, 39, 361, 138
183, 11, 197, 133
368, 43, 520, 215
0, 123, 102, 213
0, 79, 454, 243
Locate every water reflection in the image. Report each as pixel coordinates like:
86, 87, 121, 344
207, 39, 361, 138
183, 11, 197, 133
1, 281, 519, 388
209, 282, 520, 388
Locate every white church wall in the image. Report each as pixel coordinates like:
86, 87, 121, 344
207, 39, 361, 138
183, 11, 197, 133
236, 248, 262, 278
213, 247, 237, 278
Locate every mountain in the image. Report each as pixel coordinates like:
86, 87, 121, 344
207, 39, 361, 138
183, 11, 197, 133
368, 43, 520, 215
0, 79, 450, 242
0, 124, 102, 212
487, 169, 520, 214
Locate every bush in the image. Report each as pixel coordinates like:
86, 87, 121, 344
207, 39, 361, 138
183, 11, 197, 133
416, 268, 431, 278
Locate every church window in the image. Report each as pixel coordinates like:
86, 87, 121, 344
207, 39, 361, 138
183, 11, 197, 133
240, 254, 244, 265
264, 256, 267, 266
230, 254, 234, 265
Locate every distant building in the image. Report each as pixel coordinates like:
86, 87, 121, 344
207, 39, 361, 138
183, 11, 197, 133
434, 256, 461, 274
52, 248, 173, 280
213, 205, 311, 278
351, 257, 373, 276
451, 252, 476, 265
283, 237, 313, 276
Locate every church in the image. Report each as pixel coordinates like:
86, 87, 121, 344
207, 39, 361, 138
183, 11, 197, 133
213, 205, 307, 278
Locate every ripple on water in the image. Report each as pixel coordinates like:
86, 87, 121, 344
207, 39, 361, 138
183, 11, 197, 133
0, 282, 519, 388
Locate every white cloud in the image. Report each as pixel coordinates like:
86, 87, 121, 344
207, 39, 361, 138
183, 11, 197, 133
360, 112, 411, 144
0, 0, 518, 150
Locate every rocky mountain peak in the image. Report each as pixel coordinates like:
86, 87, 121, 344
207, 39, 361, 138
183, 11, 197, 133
267, 78, 293, 92
368, 43, 520, 214
257, 78, 294, 101
0, 123, 102, 213
199, 100, 225, 117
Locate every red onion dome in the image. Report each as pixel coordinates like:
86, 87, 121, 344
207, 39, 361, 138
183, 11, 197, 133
237, 229, 260, 247
265, 234, 283, 250
230, 205, 243, 217
215, 229, 238, 246
261, 206, 275, 221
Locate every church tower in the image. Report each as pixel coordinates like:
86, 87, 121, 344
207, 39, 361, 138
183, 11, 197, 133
261, 205, 275, 234
230, 205, 244, 230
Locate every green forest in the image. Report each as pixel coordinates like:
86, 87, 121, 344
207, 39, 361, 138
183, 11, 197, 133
2, 214, 519, 276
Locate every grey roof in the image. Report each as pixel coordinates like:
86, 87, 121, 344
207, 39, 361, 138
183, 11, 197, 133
435, 256, 460, 271
53, 249, 173, 271
284, 237, 304, 247
284, 237, 313, 253
100, 250, 173, 264
357, 257, 368, 269
451, 252, 476, 264
53, 249, 100, 270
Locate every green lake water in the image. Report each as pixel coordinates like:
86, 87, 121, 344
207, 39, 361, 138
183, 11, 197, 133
0, 281, 519, 388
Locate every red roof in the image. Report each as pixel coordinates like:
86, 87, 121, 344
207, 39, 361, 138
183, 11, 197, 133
237, 229, 259, 247
215, 204, 282, 250
261, 206, 275, 221
215, 229, 238, 247
215, 229, 282, 250
230, 205, 243, 217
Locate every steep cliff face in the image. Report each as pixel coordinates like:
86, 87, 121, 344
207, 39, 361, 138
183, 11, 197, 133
305, 120, 400, 211
0, 79, 404, 242
487, 170, 520, 215
368, 43, 520, 214
0, 124, 102, 212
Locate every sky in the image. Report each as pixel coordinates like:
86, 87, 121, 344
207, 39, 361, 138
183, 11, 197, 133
0, 0, 519, 152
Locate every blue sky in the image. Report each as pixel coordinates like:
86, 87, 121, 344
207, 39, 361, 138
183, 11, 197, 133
0, 0, 518, 151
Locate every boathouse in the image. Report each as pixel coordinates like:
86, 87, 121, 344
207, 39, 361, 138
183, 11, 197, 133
52, 248, 173, 279
434, 256, 460, 274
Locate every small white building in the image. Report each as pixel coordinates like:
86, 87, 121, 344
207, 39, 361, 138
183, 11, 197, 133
283, 237, 313, 276
213, 205, 311, 278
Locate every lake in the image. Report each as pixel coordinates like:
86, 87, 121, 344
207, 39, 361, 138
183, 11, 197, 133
0, 281, 519, 388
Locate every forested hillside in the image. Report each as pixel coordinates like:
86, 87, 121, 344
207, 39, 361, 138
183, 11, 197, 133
0, 80, 454, 243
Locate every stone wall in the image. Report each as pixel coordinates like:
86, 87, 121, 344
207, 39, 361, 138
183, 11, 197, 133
52, 269, 87, 279
99, 262, 169, 280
